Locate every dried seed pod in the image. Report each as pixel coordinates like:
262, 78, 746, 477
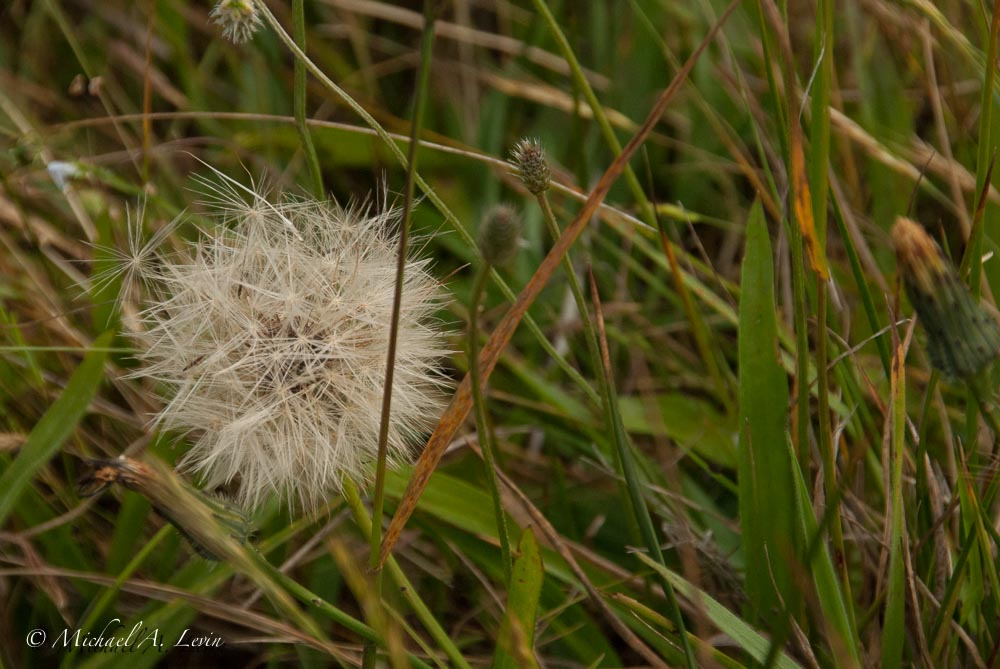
79, 457, 252, 561
892, 216, 1000, 379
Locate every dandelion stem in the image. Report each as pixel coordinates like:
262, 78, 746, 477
292, 0, 324, 199
367, 3, 436, 666
469, 263, 513, 585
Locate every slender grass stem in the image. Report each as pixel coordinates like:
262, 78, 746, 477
528, 0, 653, 225
587, 269, 696, 669
367, 7, 436, 663
529, 0, 730, 411
469, 263, 513, 585
251, 0, 599, 412
816, 281, 851, 609
653, 215, 733, 414
535, 192, 642, 548
292, 0, 324, 199
960, 0, 1000, 296
787, 220, 812, 487
536, 193, 602, 393
343, 479, 472, 669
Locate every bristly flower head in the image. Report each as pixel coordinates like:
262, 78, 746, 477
477, 204, 523, 267
210, 0, 262, 44
126, 168, 448, 511
892, 216, 1000, 379
509, 138, 551, 194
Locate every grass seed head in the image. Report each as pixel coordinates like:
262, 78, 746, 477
510, 138, 551, 194
128, 171, 449, 511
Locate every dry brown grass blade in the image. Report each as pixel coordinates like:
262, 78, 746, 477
378, 0, 744, 569
790, 122, 829, 280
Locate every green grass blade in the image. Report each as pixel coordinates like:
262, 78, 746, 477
588, 270, 695, 668
0, 330, 113, 527
291, 0, 323, 199
494, 527, 544, 669
881, 331, 907, 667
737, 201, 797, 622
633, 552, 804, 669
788, 440, 861, 667
960, 0, 1000, 298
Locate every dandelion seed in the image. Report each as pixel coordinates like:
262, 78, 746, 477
892, 216, 1000, 379
130, 168, 449, 511
210, 0, 262, 44
87, 201, 183, 314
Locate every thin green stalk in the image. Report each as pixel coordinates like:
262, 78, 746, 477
535, 193, 646, 545
528, 0, 653, 224
251, 0, 595, 415
369, 0, 437, 616
587, 270, 697, 669
537, 194, 603, 394
884, 325, 914, 668
829, 190, 891, 377
531, 0, 732, 406
469, 264, 513, 585
810, 0, 843, 588
960, 0, 1000, 295
786, 220, 812, 480
536, 189, 694, 663
342, 479, 473, 669
654, 215, 734, 414
816, 282, 852, 615
809, 0, 833, 248
292, 0, 324, 199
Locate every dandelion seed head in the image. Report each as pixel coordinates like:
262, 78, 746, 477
84, 200, 182, 316
210, 0, 262, 44
130, 170, 449, 511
